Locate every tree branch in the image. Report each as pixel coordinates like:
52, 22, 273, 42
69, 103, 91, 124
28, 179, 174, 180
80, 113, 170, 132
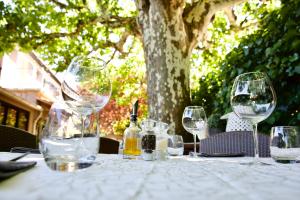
104, 49, 117, 65
90, 31, 132, 56
183, 0, 246, 53
48, 0, 67, 8
134, 0, 150, 34
100, 16, 137, 29
32, 15, 138, 49
183, 1, 215, 53
161, 0, 185, 19
48, 0, 86, 10
212, 0, 246, 10
224, 7, 238, 28
31, 19, 85, 48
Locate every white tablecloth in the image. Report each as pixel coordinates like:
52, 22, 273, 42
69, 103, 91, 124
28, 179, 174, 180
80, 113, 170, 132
0, 152, 300, 200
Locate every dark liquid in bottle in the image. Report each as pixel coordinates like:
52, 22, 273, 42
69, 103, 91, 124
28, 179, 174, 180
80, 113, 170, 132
142, 135, 156, 153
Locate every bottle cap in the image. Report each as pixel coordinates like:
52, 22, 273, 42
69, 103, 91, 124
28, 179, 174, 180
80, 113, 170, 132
130, 100, 138, 122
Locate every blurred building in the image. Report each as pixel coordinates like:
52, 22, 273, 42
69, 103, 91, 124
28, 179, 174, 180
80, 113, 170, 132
0, 49, 61, 135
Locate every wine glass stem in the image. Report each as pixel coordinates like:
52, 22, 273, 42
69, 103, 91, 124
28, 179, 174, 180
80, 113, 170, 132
193, 134, 197, 157
81, 115, 85, 138
252, 123, 259, 160
95, 112, 100, 136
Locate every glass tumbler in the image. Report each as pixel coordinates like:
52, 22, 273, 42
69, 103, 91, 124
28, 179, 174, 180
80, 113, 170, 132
39, 101, 99, 171
167, 135, 184, 156
270, 126, 300, 163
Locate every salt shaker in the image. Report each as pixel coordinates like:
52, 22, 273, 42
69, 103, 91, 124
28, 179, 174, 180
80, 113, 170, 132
154, 121, 169, 160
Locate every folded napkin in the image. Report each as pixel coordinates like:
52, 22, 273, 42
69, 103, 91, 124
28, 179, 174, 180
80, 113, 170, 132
198, 152, 245, 157
0, 161, 37, 181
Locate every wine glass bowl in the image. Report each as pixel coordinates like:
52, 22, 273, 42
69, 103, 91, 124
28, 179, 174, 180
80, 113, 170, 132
182, 106, 208, 158
231, 72, 276, 124
61, 55, 111, 115
230, 72, 276, 163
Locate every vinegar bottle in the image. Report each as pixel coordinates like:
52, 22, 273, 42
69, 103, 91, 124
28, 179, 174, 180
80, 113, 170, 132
123, 100, 141, 159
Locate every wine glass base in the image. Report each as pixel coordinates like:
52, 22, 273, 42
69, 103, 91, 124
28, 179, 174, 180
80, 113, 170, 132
186, 152, 202, 161
274, 159, 300, 164
188, 151, 198, 157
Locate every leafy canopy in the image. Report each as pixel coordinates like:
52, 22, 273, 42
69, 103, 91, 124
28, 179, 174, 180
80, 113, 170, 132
0, 0, 138, 71
192, 0, 300, 132
0, 0, 145, 135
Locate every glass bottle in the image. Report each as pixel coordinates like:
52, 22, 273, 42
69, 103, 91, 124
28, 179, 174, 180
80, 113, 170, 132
123, 101, 141, 159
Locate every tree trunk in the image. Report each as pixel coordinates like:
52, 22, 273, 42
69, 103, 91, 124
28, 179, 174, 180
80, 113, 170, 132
144, 25, 191, 141
135, 0, 245, 142
136, 0, 192, 141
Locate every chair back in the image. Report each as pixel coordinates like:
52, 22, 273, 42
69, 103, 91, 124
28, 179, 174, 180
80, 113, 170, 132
221, 112, 253, 132
200, 131, 270, 157
99, 137, 119, 154
0, 125, 37, 152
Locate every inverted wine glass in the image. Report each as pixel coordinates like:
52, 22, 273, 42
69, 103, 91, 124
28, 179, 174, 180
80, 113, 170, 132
182, 106, 208, 159
61, 54, 111, 116
61, 54, 111, 149
230, 72, 276, 164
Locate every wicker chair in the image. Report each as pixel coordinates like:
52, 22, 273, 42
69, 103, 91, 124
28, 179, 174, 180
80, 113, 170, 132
99, 137, 119, 154
199, 131, 270, 157
0, 125, 37, 152
184, 131, 270, 157
0, 125, 119, 154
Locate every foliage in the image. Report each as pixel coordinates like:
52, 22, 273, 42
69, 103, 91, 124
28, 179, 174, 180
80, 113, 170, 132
191, 0, 277, 129
99, 97, 147, 136
192, 0, 300, 133
2, 0, 296, 136
98, 46, 147, 136
0, 0, 137, 70
0, 0, 146, 136
108, 53, 147, 106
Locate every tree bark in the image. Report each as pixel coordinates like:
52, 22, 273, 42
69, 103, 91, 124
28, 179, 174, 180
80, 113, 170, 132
135, 0, 245, 141
135, 0, 192, 141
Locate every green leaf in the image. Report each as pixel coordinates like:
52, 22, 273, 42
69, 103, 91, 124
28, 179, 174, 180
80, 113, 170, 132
294, 66, 300, 74
289, 53, 299, 62
243, 47, 249, 56
265, 47, 272, 57
291, 40, 300, 50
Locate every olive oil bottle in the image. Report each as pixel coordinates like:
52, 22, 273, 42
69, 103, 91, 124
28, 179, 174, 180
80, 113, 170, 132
123, 100, 141, 159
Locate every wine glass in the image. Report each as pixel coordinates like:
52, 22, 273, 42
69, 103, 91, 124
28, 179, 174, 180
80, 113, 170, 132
61, 54, 111, 116
182, 106, 208, 159
61, 53, 111, 138
230, 72, 276, 164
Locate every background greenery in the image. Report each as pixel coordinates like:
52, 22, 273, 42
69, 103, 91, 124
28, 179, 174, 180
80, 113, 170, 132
1, 0, 298, 136
192, 0, 300, 134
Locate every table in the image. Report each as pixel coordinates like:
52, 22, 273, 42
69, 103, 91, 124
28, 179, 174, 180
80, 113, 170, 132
1, 152, 300, 200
